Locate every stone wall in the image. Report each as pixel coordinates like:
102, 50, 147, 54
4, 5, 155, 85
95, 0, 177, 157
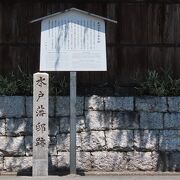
0, 95, 180, 173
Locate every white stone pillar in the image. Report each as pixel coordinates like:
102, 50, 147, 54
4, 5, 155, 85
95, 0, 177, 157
33, 73, 49, 176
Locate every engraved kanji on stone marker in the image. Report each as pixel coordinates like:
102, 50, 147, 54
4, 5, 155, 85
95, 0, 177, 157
33, 72, 49, 176
36, 76, 47, 87
36, 91, 45, 102
36, 122, 46, 133
36, 105, 46, 117
35, 137, 46, 147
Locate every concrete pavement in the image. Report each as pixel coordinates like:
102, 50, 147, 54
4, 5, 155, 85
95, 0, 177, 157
0, 175, 180, 180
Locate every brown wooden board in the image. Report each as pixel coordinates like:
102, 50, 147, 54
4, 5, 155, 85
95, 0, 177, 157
1, 2, 44, 44
147, 3, 180, 44
1, 1, 180, 87
106, 47, 118, 82
106, 3, 117, 44
117, 47, 148, 83
117, 3, 148, 44
0, 47, 2, 73
0, 2, 2, 44
0, 46, 39, 74
163, 4, 180, 43
147, 47, 175, 73
147, 3, 164, 44
174, 48, 180, 78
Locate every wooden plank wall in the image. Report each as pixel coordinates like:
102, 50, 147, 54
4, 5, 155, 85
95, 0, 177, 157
0, 2, 2, 71
1, 0, 180, 86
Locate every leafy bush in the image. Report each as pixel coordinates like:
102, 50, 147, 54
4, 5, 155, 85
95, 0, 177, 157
0, 73, 19, 95
0, 68, 68, 96
49, 75, 68, 96
137, 69, 180, 96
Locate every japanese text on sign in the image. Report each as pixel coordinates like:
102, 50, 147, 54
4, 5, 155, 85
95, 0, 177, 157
33, 73, 48, 150
40, 10, 107, 71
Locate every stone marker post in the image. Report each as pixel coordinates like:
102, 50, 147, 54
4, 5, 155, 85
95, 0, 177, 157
33, 73, 49, 176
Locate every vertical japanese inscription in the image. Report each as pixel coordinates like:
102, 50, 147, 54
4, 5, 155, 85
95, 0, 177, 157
47, 18, 102, 52
41, 13, 107, 71
33, 73, 49, 176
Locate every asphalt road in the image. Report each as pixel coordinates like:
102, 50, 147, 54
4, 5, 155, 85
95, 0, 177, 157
0, 175, 179, 180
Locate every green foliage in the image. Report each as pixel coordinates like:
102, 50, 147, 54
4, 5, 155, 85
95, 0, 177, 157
0, 73, 18, 96
137, 69, 180, 96
0, 67, 68, 96
16, 67, 33, 95
49, 75, 68, 96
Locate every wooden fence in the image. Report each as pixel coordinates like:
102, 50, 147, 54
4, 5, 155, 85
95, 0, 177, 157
1, 0, 180, 86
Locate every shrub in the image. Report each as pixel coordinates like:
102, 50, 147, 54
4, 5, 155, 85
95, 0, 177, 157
137, 69, 180, 96
0, 68, 68, 96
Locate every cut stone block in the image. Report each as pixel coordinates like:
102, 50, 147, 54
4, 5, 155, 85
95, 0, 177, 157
4, 157, 32, 172
106, 130, 133, 151
0, 96, 25, 118
57, 152, 69, 169
85, 111, 111, 130
112, 112, 139, 129
59, 116, 85, 133
91, 151, 127, 171
169, 152, 180, 171
134, 130, 159, 151
164, 113, 180, 129
49, 118, 59, 135
25, 136, 33, 156
168, 97, 180, 112
0, 136, 25, 156
48, 155, 58, 171
127, 151, 158, 171
81, 131, 106, 151
49, 136, 57, 146
57, 152, 92, 171
0, 119, 5, 135
49, 145, 57, 156
135, 97, 167, 112
85, 95, 104, 110
77, 152, 91, 171
140, 112, 163, 129
159, 130, 180, 151
6, 118, 32, 136
0, 156, 3, 170
104, 97, 134, 111
57, 133, 81, 152
56, 96, 84, 116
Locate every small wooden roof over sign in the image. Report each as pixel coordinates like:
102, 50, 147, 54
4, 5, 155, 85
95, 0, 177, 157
30, 7, 117, 24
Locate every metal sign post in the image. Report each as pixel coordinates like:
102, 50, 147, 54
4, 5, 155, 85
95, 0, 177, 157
70, 71, 77, 174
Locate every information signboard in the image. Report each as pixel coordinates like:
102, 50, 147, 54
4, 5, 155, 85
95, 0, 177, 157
40, 10, 107, 71
31, 8, 117, 175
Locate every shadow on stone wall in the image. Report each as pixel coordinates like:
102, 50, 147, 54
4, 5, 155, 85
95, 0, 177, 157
0, 96, 180, 174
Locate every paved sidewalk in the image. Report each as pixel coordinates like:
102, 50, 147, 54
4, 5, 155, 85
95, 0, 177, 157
0, 175, 180, 180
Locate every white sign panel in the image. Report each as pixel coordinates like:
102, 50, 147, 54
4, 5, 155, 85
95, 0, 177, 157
40, 10, 107, 71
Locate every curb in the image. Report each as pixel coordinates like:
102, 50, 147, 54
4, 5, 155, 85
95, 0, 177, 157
1, 171, 180, 176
